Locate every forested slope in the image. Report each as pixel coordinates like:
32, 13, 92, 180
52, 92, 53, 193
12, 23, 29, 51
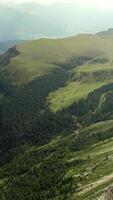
0, 31, 113, 199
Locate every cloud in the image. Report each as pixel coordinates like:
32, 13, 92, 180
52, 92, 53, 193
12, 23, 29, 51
0, 0, 113, 10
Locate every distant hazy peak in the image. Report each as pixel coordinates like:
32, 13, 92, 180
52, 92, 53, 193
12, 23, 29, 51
96, 28, 113, 38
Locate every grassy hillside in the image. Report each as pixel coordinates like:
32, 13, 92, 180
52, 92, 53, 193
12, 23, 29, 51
48, 61, 113, 112
0, 32, 113, 199
0, 120, 113, 199
1, 33, 113, 150
48, 81, 109, 111
16, 35, 113, 64
1, 34, 113, 86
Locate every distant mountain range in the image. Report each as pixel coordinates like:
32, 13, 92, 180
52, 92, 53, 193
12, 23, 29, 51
0, 40, 26, 53
1, 28, 113, 54
1, 2, 113, 42
96, 28, 113, 38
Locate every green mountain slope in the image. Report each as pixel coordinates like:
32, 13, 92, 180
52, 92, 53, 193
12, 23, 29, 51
0, 31, 113, 199
0, 119, 113, 199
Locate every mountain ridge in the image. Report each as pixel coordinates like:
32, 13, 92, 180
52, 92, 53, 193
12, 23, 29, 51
0, 29, 113, 199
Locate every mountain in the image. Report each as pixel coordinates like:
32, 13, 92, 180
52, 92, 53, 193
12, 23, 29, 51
0, 40, 26, 54
96, 28, 113, 38
1, 30, 113, 199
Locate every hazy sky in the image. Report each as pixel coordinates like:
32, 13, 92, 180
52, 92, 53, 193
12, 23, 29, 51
0, 0, 113, 41
1, 0, 113, 10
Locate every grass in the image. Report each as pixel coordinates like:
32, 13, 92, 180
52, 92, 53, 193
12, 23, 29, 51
1, 33, 113, 92
12, 34, 113, 87
93, 93, 107, 114
1, 30, 113, 200
43, 38, 113, 112
80, 119, 113, 134
28, 120, 113, 199
17, 35, 113, 64
65, 121, 113, 199
47, 51, 113, 112
69, 120, 113, 199
5, 57, 59, 85
48, 80, 111, 112
1, 119, 113, 200
78, 63, 113, 73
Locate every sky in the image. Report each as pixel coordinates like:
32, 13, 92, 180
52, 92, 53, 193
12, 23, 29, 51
0, 0, 113, 10
0, 0, 113, 41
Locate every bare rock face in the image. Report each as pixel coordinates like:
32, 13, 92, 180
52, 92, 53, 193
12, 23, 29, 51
98, 187, 113, 200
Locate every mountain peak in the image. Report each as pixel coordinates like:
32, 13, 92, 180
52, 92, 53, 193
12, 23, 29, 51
107, 28, 113, 31
96, 28, 113, 38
